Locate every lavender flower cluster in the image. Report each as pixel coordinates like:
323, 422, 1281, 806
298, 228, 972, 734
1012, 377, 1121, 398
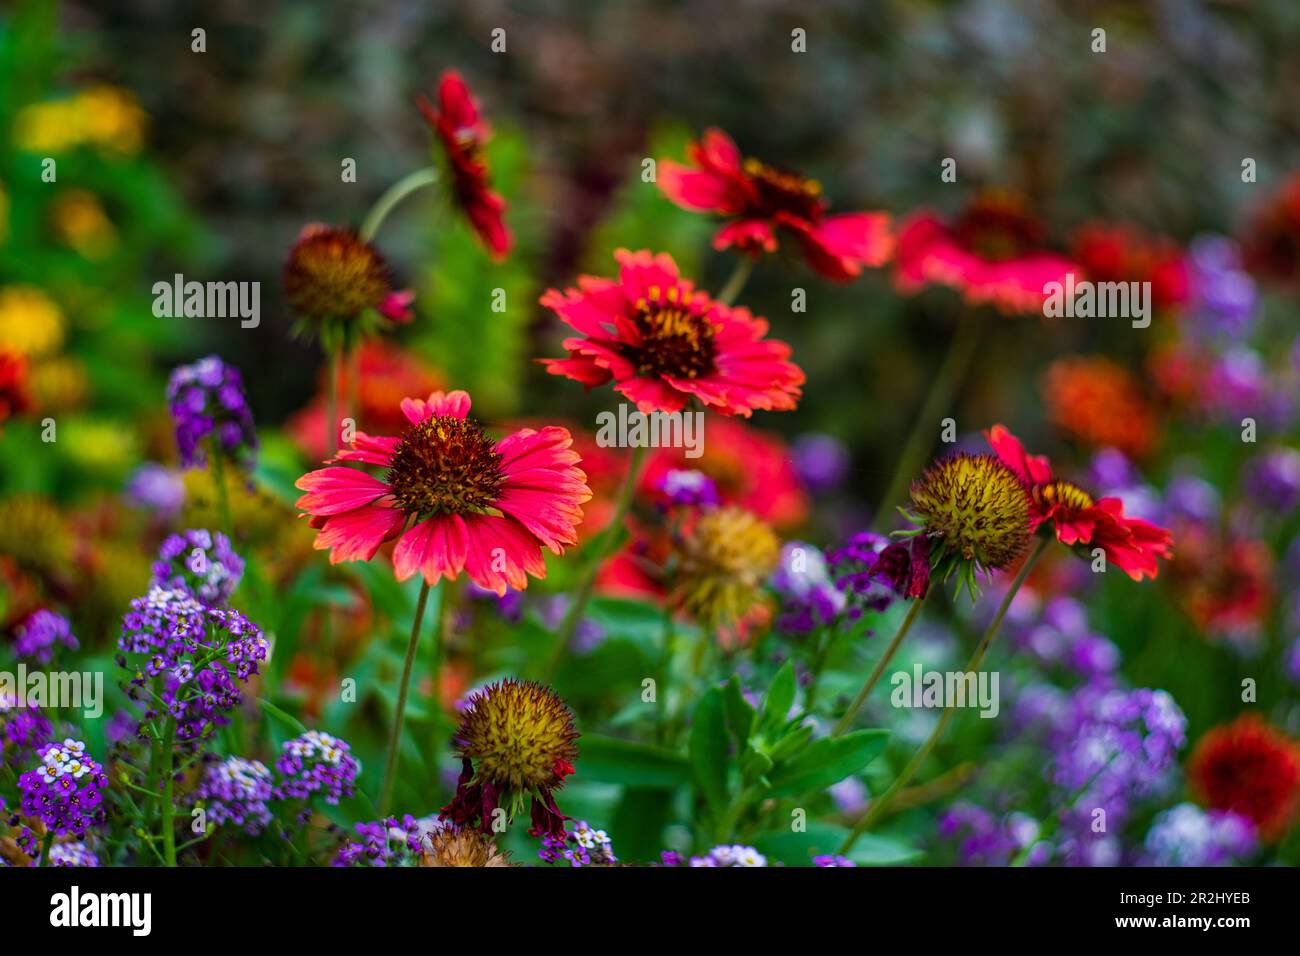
274, 730, 360, 805
151, 529, 245, 607
12, 609, 78, 665
770, 541, 846, 635
166, 355, 257, 469
192, 757, 275, 835
539, 820, 617, 866
331, 815, 431, 867
664, 844, 767, 867
0, 692, 53, 768
1140, 803, 1256, 867
824, 531, 905, 617
16, 740, 108, 838
1000, 594, 1120, 681
117, 586, 269, 747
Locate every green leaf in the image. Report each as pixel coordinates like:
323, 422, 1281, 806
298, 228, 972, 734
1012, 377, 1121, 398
576, 734, 692, 788
767, 729, 889, 796
757, 662, 797, 738
688, 688, 730, 816
257, 698, 308, 741
722, 676, 754, 745
766, 722, 815, 764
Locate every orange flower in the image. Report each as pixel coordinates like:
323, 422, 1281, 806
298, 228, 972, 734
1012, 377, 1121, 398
1041, 356, 1156, 458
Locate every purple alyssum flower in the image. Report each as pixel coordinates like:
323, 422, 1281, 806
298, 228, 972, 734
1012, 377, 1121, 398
192, 756, 274, 835
12, 609, 78, 665
151, 529, 245, 607
166, 355, 257, 469
275, 730, 360, 805
17, 739, 108, 838
1141, 803, 1256, 866
125, 462, 186, 517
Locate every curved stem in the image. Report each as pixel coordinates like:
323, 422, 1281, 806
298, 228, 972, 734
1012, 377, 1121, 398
873, 318, 983, 530
840, 535, 1050, 851
832, 593, 928, 736
38, 830, 54, 867
716, 257, 755, 306
160, 717, 177, 866
209, 439, 233, 540
543, 444, 648, 680
380, 580, 431, 815
360, 167, 439, 243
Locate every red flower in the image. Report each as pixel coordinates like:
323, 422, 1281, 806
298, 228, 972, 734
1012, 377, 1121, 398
985, 425, 1173, 581
1189, 715, 1300, 839
0, 349, 31, 430
895, 192, 1078, 314
418, 70, 512, 260
1070, 223, 1189, 312
1239, 172, 1300, 285
540, 249, 804, 417
295, 390, 590, 594
658, 128, 892, 282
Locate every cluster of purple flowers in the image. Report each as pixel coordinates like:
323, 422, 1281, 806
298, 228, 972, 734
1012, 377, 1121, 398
46, 841, 100, 867
770, 541, 846, 635
150, 529, 244, 607
938, 803, 1044, 866
192, 757, 274, 835
999, 594, 1120, 681
824, 531, 901, 616
16, 740, 108, 838
792, 432, 850, 494
539, 595, 606, 655
1245, 448, 1300, 515
813, 854, 857, 867
654, 469, 720, 509
669, 844, 767, 867
124, 462, 186, 517
331, 815, 430, 867
11, 609, 78, 665
1186, 235, 1258, 343
117, 587, 269, 747
166, 355, 257, 469
274, 730, 360, 805
0, 693, 53, 768
1048, 685, 1186, 815
1140, 804, 1257, 867
539, 820, 616, 866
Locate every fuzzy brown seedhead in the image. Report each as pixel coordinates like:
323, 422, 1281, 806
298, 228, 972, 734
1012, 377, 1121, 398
455, 680, 579, 792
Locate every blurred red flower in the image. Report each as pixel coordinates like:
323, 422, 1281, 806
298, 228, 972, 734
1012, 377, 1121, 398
1239, 172, 1300, 285
1070, 222, 1189, 312
1189, 715, 1300, 839
895, 192, 1077, 314
1041, 355, 1157, 459
658, 128, 893, 282
418, 70, 512, 260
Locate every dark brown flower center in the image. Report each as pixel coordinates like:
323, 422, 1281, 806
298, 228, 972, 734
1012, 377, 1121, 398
743, 157, 824, 221
952, 194, 1044, 261
386, 416, 504, 517
1037, 480, 1095, 514
624, 287, 717, 380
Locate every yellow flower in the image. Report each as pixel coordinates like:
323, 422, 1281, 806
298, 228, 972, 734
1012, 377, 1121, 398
671, 505, 779, 637
49, 191, 117, 259
0, 495, 72, 573
29, 356, 90, 411
907, 454, 1031, 596
0, 286, 65, 358
13, 85, 145, 155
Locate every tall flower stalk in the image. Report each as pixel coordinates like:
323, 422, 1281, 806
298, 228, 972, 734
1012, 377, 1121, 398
379, 579, 431, 815
840, 534, 1050, 849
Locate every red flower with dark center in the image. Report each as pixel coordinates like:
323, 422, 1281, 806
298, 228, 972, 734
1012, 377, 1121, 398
985, 425, 1173, 581
895, 192, 1078, 314
295, 390, 590, 594
540, 249, 804, 417
1188, 715, 1300, 839
418, 70, 512, 260
1070, 223, 1189, 312
658, 128, 893, 282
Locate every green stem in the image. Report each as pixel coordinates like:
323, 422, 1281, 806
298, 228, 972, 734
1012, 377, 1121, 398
873, 318, 984, 530
38, 830, 54, 867
209, 438, 233, 540
543, 444, 648, 680
380, 580, 431, 815
832, 593, 928, 736
160, 717, 177, 867
429, 579, 456, 785
716, 257, 754, 306
840, 535, 1050, 851
324, 347, 342, 457
360, 167, 439, 242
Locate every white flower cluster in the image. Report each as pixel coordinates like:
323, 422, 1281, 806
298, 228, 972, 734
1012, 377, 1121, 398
287, 729, 349, 766
690, 844, 767, 867
37, 739, 93, 784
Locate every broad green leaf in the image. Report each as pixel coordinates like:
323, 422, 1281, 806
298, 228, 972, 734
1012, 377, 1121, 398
757, 662, 797, 738
752, 822, 920, 866
576, 734, 692, 788
688, 688, 730, 816
723, 675, 755, 745
767, 729, 889, 796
